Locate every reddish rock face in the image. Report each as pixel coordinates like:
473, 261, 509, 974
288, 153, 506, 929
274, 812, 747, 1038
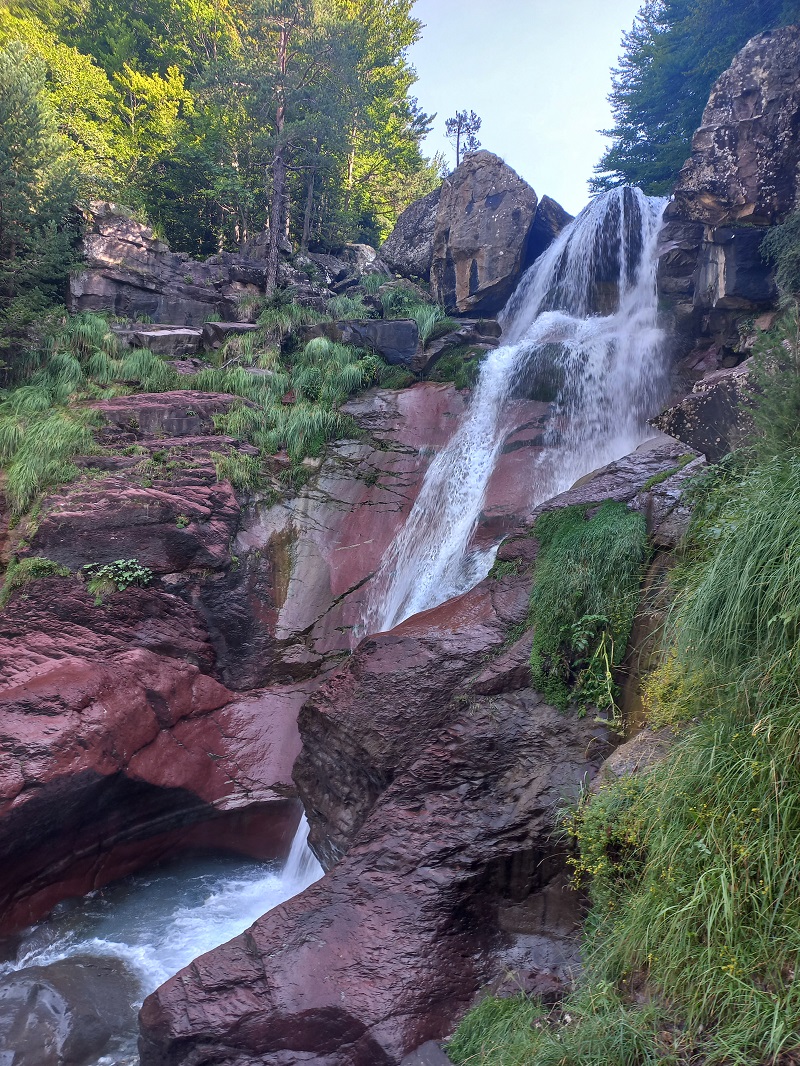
0, 575, 309, 932
139, 689, 611, 1066
137, 434, 703, 1066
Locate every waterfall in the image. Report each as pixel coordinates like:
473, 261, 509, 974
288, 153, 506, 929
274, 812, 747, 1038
360, 187, 668, 637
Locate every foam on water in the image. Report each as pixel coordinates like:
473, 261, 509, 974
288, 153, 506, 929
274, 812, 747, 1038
0, 817, 322, 1064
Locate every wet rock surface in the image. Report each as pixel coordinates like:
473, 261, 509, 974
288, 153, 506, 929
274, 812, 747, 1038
139, 687, 611, 1066
136, 440, 700, 1066
0, 955, 139, 1066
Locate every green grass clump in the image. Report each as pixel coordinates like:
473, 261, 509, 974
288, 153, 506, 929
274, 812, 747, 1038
528, 502, 648, 714
328, 292, 372, 320
429, 344, 487, 389
448, 987, 669, 1066
0, 556, 70, 608
359, 272, 391, 295
0, 406, 100, 516
640, 453, 695, 491
210, 450, 264, 492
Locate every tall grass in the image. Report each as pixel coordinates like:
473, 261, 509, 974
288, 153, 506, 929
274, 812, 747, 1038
528, 502, 649, 713
360, 272, 390, 294
328, 292, 372, 320
451, 373, 800, 1064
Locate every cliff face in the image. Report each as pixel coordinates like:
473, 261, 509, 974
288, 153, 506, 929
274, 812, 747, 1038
657, 27, 800, 350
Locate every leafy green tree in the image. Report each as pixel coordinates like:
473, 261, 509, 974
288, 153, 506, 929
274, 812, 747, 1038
0, 42, 79, 373
594, 0, 800, 195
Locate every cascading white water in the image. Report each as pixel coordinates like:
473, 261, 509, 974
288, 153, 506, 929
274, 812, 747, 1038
0, 817, 322, 1066
360, 187, 668, 637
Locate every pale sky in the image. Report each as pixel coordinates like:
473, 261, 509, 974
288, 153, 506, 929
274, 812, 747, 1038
408, 0, 644, 216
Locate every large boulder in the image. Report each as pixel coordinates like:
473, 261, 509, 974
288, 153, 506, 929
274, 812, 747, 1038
652, 360, 754, 461
431, 152, 538, 315
670, 27, 800, 227
380, 187, 442, 280
658, 27, 800, 345
298, 319, 419, 367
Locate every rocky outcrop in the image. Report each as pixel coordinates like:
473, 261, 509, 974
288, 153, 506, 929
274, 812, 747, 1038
0, 381, 501, 929
652, 360, 754, 461
380, 187, 442, 280
523, 195, 573, 268
0, 571, 307, 931
299, 318, 420, 367
137, 437, 700, 1066
69, 204, 269, 325
670, 28, 800, 227
658, 28, 800, 346
431, 152, 538, 315
139, 685, 610, 1066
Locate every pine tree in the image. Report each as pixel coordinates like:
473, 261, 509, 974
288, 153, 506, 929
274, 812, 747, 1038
594, 0, 800, 194
0, 42, 79, 372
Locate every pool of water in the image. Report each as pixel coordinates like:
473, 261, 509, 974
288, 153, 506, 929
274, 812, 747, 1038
0, 819, 322, 1065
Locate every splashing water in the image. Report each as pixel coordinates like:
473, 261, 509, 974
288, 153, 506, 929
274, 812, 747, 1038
0, 817, 322, 1065
359, 188, 668, 637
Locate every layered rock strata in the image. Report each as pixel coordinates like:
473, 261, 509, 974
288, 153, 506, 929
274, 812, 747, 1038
657, 27, 800, 347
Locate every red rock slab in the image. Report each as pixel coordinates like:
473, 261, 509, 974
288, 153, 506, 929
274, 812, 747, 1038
139, 690, 613, 1066
0, 578, 312, 932
294, 570, 531, 867
29, 467, 239, 573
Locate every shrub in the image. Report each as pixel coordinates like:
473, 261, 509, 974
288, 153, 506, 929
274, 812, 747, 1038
761, 212, 800, 296
528, 501, 649, 714
84, 558, 153, 603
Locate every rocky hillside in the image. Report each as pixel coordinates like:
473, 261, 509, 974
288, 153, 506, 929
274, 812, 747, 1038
0, 24, 799, 1066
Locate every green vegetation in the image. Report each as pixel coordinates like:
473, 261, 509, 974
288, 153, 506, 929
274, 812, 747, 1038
84, 558, 153, 602
640, 453, 694, 491
594, 0, 800, 194
0, 0, 441, 271
0, 42, 79, 366
528, 502, 648, 715
0, 556, 70, 608
762, 212, 800, 296
430, 345, 487, 389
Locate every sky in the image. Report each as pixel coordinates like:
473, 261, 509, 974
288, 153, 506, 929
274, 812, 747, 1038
408, 0, 644, 217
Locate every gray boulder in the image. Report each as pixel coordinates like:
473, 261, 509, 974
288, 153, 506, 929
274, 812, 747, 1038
380, 186, 442, 280
431, 151, 538, 315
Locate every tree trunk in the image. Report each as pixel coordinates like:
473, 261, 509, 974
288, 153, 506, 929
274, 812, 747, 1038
301, 166, 316, 252
266, 22, 289, 295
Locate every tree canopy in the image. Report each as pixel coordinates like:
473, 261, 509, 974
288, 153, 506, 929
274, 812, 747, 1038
594, 0, 800, 195
0, 0, 439, 258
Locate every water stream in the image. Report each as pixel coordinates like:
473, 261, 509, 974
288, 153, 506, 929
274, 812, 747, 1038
360, 187, 668, 636
0, 818, 322, 1065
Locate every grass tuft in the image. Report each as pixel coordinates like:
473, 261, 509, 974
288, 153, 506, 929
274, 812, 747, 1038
528, 501, 648, 714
